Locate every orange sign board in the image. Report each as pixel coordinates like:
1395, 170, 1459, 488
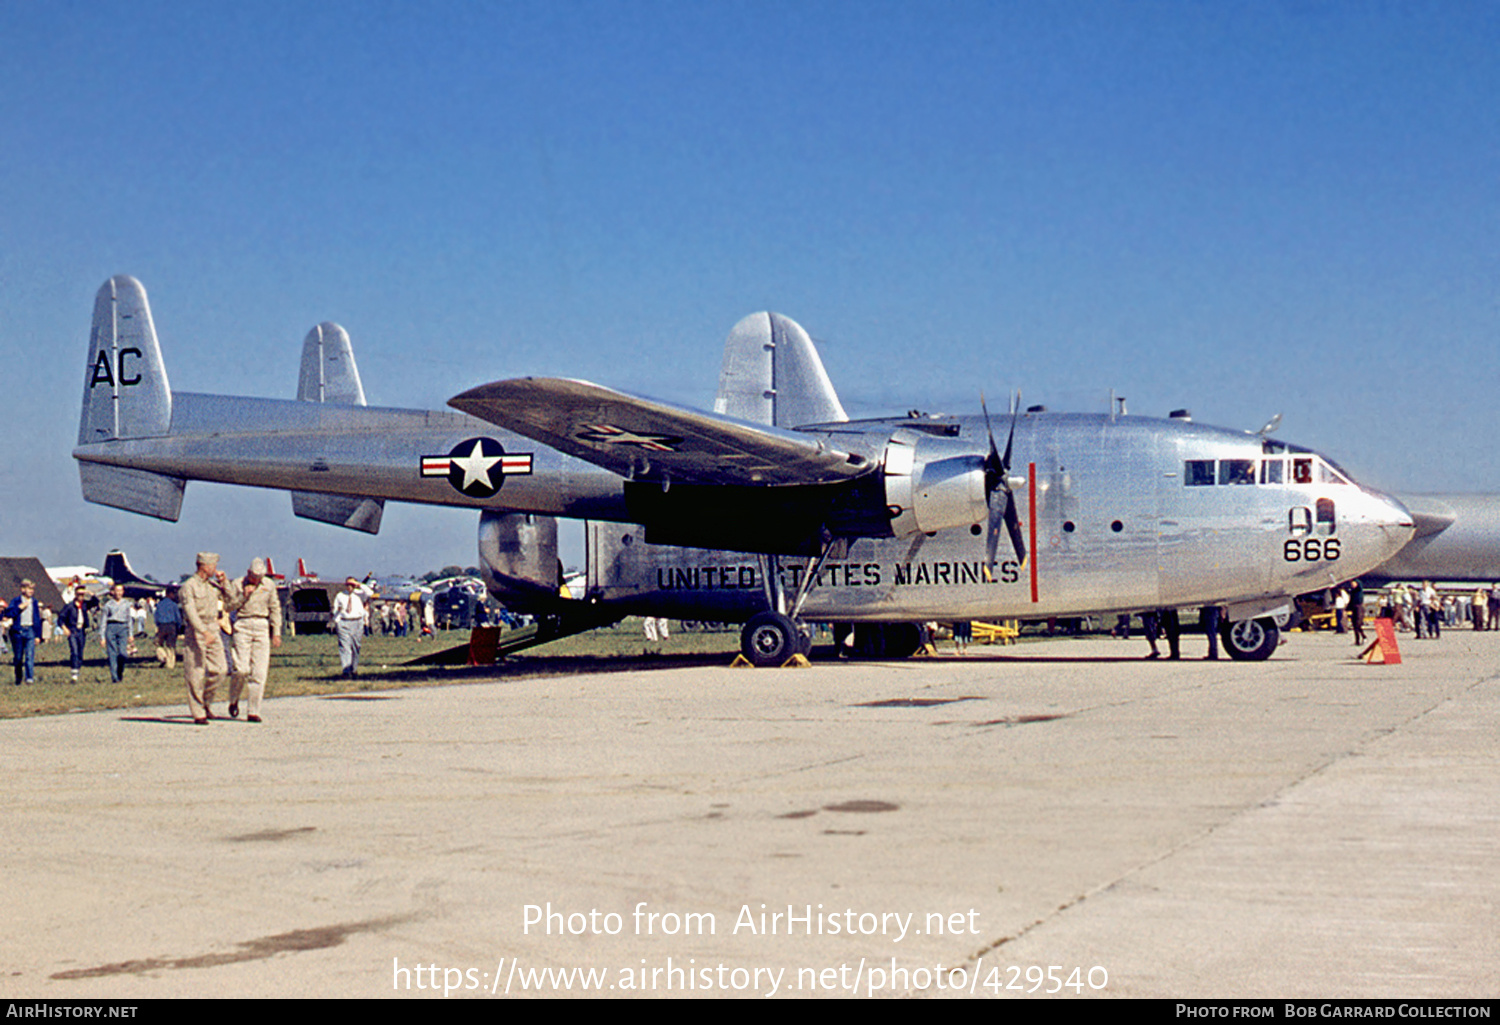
1361, 617, 1402, 665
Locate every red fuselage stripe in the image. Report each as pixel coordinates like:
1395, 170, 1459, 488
1028, 461, 1039, 603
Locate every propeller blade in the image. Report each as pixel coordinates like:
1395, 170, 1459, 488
981, 390, 1027, 569
986, 496, 1001, 568
981, 389, 1027, 568
980, 393, 1002, 493
1003, 491, 1027, 565
984, 486, 1027, 569
1001, 405, 1017, 479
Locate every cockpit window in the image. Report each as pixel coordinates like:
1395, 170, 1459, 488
1218, 459, 1255, 485
1188, 451, 1355, 488
1319, 461, 1352, 485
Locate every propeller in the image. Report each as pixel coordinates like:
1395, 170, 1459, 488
981, 392, 1027, 570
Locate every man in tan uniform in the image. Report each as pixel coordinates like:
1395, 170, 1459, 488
228, 558, 282, 723
180, 552, 238, 725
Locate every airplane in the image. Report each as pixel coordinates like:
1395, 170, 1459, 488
100, 548, 168, 599
45, 564, 103, 594
73, 275, 1422, 665
1357, 495, 1500, 586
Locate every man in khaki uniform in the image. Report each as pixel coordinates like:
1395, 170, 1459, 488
180, 552, 239, 725
229, 558, 282, 723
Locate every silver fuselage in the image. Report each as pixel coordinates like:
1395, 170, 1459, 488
587, 413, 1413, 620
76, 396, 1413, 621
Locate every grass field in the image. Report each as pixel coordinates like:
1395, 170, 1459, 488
0, 619, 743, 720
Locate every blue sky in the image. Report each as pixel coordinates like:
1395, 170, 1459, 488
2, 0, 1496, 581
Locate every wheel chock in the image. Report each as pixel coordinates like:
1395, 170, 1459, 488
730, 653, 812, 668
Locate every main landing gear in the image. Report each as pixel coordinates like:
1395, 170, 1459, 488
738, 547, 831, 667
740, 611, 813, 667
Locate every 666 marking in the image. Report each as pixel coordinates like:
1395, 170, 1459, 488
1284, 538, 1340, 562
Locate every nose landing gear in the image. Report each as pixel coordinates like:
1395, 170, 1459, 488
1221, 617, 1279, 660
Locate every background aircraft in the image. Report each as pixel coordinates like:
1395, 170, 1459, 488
74, 276, 1416, 664
1357, 495, 1500, 586
99, 549, 167, 599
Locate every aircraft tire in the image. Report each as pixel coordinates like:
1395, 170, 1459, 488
742, 611, 799, 667
1221, 617, 1279, 661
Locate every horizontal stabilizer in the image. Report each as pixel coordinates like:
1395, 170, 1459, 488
292, 493, 385, 534
449, 378, 870, 487
78, 463, 184, 522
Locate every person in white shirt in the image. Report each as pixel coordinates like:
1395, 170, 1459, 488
99, 584, 134, 683
331, 577, 374, 678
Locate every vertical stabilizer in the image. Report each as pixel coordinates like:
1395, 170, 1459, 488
292, 321, 385, 533
78, 275, 172, 444
76, 277, 185, 521
297, 322, 366, 404
101, 549, 163, 590
714, 312, 847, 428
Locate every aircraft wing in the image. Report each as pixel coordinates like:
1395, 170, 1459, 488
449, 378, 871, 486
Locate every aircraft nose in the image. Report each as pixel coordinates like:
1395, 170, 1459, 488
1365, 489, 1416, 564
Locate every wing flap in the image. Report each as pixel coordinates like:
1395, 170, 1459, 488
449, 378, 869, 486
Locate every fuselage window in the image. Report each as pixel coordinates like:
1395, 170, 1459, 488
1260, 459, 1284, 485
1219, 459, 1255, 485
1289, 506, 1312, 536
1185, 460, 1215, 486
1292, 458, 1313, 485
1316, 497, 1336, 535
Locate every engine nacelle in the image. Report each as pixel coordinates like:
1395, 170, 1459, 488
477, 510, 564, 612
883, 431, 989, 537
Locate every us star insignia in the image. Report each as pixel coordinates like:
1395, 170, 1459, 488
575, 423, 682, 452
421, 438, 532, 498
